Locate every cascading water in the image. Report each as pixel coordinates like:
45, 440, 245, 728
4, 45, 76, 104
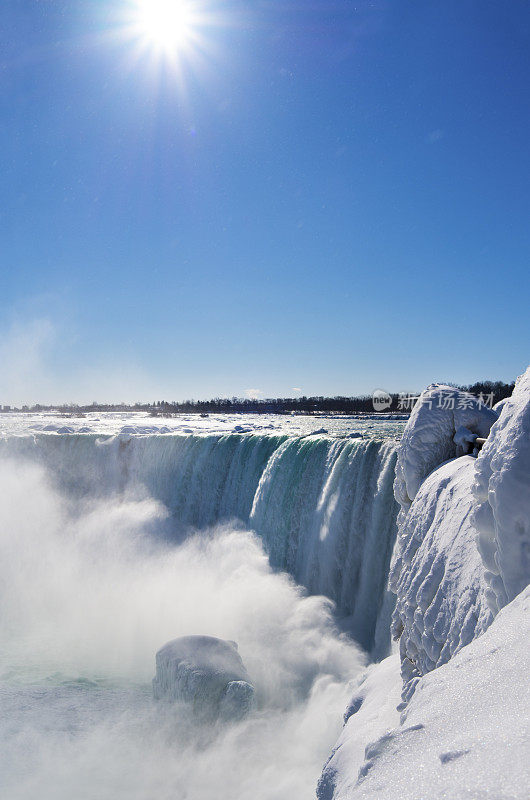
0, 430, 399, 652
0, 422, 402, 799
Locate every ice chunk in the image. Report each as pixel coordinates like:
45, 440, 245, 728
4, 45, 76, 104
152, 635, 255, 722
473, 366, 530, 614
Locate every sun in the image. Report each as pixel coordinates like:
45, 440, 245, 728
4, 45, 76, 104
133, 0, 197, 53
118, 0, 225, 89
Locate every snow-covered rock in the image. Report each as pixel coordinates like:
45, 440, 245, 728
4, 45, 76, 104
153, 635, 255, 722
394, 384, 497, 514
389, 457, 492, 693
474, 366, 530, 615
332, 585, 530, 800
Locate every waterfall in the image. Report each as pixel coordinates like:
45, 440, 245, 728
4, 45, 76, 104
0, 431, 399, 651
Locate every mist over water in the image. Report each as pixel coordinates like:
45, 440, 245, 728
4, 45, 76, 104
0, 431, 399, 652
0, 458, 365, 800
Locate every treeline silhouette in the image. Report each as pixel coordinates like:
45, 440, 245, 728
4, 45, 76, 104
2, 380, 515, 416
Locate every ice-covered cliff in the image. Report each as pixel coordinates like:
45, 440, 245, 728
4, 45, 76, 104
390, 457, 493, 692
390, 384, 498, 689
318, 370, 530, 799
474, 368, 530, 614
393, 383, 497, 514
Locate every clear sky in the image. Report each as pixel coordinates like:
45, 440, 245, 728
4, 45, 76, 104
1, 0, 529, 404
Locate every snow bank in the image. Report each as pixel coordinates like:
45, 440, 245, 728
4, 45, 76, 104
389, 457, 492, 692
394, 384, 497, 513
334, 585, 530, 799
316, 654, 401, 800
474, 366, 530, 614
153, 635, 255, 722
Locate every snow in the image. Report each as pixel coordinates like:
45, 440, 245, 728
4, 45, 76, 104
389, 383, 498, 689
319, 374, 530, 800
316, 654, 401, 800
329, 585, 530, 800
152, 635, 255, 722
452, 424, 478, 452
474, 366, 530, 614
394, 384, 497, 513
389, 457, 492, 691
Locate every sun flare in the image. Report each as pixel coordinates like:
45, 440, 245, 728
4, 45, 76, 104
134, 0, 196, 53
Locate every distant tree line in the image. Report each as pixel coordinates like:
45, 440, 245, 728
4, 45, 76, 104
0, 380, 515, 416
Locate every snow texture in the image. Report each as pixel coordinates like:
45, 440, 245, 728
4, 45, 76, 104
473, 366, 530, 615
320, 375, 530, 799
316, 654, 401, 800
389, 457, 492, 693
332, 585, 530, 800
389, 384, 497, 690
152, 635, 255, 722
394, 383, 497, 514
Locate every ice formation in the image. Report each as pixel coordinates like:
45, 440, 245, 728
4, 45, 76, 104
389, 456, 492, 693
319, 371, 530, 799
474, 366, 530, 614
389, 385, 497, 687
394, 383, 497, 513
153, 635, 255, 722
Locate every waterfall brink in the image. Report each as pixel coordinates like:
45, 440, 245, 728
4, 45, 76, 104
250, 437, 399, 651
1, 432, 399, 651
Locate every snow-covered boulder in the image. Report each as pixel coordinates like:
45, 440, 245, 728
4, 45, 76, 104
394, 384, 497, 514
474, 366, 530, 615
153, 635, 255, 722
389, 457, 492, 694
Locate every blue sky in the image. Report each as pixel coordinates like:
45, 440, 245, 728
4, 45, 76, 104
1, 1, 529, 404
